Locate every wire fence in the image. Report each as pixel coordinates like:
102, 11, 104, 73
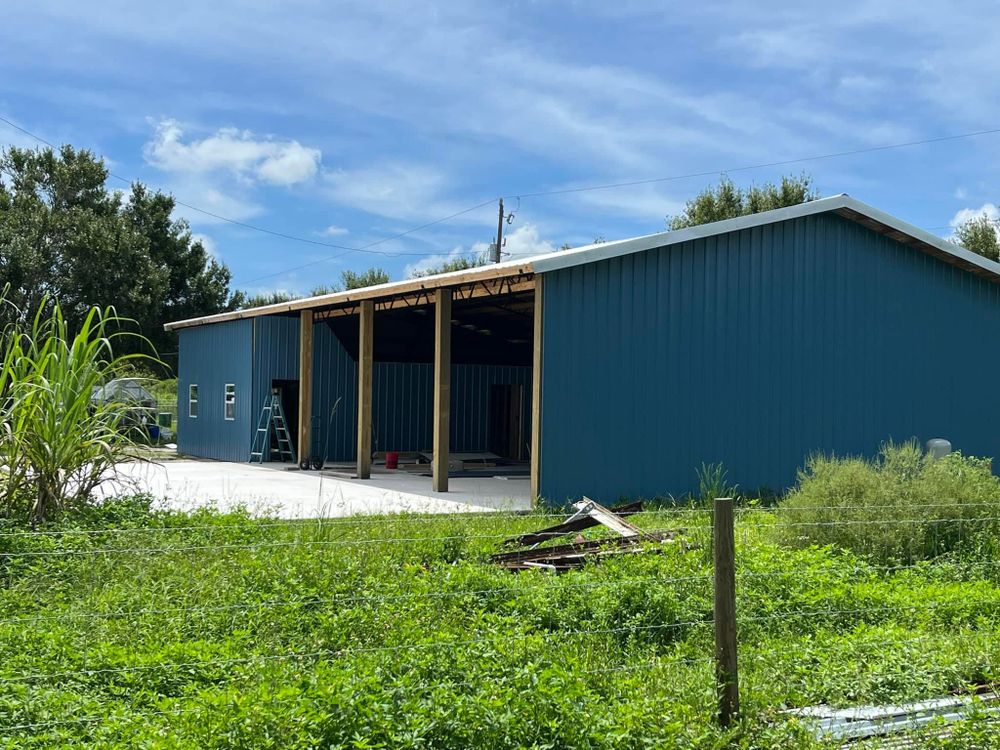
1, 500, 998, 745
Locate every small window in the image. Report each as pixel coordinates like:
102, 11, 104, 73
224, 384, 236, 421
188, 384, 199, 418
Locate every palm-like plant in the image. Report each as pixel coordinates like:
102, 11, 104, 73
0, 291, 153, 525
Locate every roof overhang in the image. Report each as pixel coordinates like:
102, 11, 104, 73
166, 195, 1000, 331
530, 194, 1000, 281
164, 262, 536, 331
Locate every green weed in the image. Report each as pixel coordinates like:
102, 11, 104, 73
0, 497, 998, 747
776, 441, 1000, 564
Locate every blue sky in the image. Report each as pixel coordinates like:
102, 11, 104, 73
2, 1, 999, 296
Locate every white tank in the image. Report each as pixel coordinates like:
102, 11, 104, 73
925, 438, 952, 459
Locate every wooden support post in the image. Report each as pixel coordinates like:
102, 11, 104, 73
297, 310, 314, 468
432, 288, 452, 492
714, 497, 739, 727
529, 277, 543, 501
356, 299, 374, 479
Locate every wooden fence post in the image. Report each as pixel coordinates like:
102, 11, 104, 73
714, 496, 739, 727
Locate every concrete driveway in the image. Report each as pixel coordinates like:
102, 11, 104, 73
100, 459, 533, 518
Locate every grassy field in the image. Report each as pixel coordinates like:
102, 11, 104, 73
2, 495, 1000, 749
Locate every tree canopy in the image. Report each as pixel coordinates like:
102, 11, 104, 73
0, 145, 237, 364
409, 255, 488, 279
668, 174, 819, 230
340, 267, 390, 290
237, 268, 392, 309
951, 214, 1000, 262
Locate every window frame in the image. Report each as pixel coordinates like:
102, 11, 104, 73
188, 384, 199, 418
223, 383, 236, 421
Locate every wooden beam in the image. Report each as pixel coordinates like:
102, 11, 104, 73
312, 277, 536, 320
530, 276, 544, 500
297, 309, 314, 467
432, 288, 452, 492
356, 299, 374, 479
166, 265, 536, 330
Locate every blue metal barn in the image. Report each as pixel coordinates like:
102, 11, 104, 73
166, 196, 1000, 503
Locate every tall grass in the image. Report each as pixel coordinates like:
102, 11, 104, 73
0, 292, 152, 525
695, 461, 737, 504
2, 500, 1000, 747
777, 441, 1000, 564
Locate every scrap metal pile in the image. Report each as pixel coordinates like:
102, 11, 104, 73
491, 498, 683, 572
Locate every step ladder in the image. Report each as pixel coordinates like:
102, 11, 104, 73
250, 392, 297, 464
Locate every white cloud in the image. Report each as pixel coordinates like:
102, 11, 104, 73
14, 0, 1000, 266
324, 162, 465, 221
471, 223, 558, 260
725, 26, 833, 69
569, 184, 687, 224
403, 223, 557, 277
144, 119, 321, 186
173, 182, 264, 224
954, 187, 968, 200
950, 203, 1000, 228
318, 224, 349, 237
836, 74, 886, 97
403, 246, 469, 279
948, 203, 1000, 243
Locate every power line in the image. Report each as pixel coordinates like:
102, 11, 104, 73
232, 198, 496, 286
507, 127, 1000, 200
5, 114, 1000, 287
237, 125, 1000, 285
0, 115, 493, 266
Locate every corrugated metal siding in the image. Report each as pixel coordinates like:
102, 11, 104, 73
176, 319, 253, 462
252, 316, 532, 463
252, 316, 301, 426
372, 363, 431, 455
313, 321, 358, 462
451, 365, 532, 453
539, 213, 1000, 503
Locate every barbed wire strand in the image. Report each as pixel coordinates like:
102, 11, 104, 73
7, 513, 1000, 558
0, 573, 713, 627
0, 526, 696, 558
3, 501, 997, 540
5, 557, 1000, 628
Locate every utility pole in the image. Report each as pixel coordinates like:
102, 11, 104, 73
493, 198, 504, 263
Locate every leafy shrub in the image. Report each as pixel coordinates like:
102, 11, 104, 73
777, 441, 1000, 564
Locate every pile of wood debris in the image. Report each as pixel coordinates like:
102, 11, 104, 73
491, 498, 683, 572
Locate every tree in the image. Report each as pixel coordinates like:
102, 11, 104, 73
952, 214, 1000, 262
237, 268, 392, 309
668, 174, 819, 230
340, 267, 390, 289
0, 145, 238, 366
236, 291, 298, 309
409, 255, 488, 279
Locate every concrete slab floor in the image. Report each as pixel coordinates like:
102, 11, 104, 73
99, 459, 534, 519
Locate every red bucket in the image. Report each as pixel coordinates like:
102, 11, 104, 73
385, 451, 399, 470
